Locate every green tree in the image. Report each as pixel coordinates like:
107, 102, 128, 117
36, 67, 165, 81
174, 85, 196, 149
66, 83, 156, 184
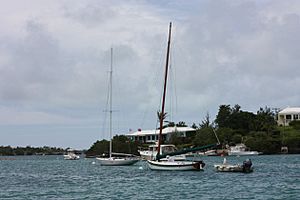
215, 105, 231, 128
167, 121, 175, 127
228, 111, 255, 131
193, 127, 217, 147
289, 121, 300, 130
112, 135, 138, 154
85, 140, 109, 156
191, 123, 198, 129
169, 134, 182, 146
232, 134, 242, 144
254, 107, 277, 133
216, 127, 234, 145
200, 112, 212, 128
176, 121, 187, 127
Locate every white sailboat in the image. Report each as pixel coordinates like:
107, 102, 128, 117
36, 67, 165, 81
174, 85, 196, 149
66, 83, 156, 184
96, 48, 139, 166
146, 22, 208, 171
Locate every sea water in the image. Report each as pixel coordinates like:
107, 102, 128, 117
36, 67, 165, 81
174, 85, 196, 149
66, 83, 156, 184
0, 154, 299, 199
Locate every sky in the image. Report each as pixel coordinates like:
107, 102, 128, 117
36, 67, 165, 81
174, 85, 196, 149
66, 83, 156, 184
0, 0, 300, 149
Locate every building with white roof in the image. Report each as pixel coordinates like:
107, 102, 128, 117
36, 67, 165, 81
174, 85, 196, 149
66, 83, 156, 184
277, 107, 300, 126
126, 126, 196, 143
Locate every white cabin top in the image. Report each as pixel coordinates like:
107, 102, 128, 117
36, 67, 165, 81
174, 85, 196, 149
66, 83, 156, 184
126, 126, 196, 137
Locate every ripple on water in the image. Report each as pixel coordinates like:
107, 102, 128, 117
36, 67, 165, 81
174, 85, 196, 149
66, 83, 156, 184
0, 155, 299, 199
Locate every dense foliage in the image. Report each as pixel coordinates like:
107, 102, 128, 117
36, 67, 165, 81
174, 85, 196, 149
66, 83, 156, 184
193, 105, 300, 154
85, 135, 139, 157
0, 146, 65, 156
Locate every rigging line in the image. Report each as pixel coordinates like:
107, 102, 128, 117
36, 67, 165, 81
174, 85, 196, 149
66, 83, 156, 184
168, 50, 173, 123
101, 64, 111, 140
156, 43, 168, 123
165, 35, 178, 124
168, 45, 177, 123
140, 39, 166, 130
212, 128, 221, 145
111, 51, 123, 135
172, 41, 178, 117
172, 40, 178, 118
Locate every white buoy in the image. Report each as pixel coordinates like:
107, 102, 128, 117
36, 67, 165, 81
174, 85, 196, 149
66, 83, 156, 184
92, 161, 96, 165
138, 166, 143, 170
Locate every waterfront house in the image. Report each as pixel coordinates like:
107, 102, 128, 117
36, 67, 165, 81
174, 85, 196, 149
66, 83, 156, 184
277, 107, 300, 126
126, 126, 196, 143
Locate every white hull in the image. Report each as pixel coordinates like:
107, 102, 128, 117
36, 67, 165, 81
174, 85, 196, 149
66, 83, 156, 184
214, 164, 253, 173
147, 160, 204, 171
228, 151, 260, 156
64, 154, 80, 160
96, 157, 139, 166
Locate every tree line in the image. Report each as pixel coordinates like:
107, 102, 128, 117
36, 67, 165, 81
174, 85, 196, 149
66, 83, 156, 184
0, 146, 65, 156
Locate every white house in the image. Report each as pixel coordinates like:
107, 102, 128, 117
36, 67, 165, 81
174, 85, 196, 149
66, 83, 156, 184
277, 107, 300, 126
126, 126, 196, 143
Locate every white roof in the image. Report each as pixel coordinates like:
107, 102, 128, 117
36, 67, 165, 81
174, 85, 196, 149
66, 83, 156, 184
126, 126, 196, 137
279, 107, 300, 114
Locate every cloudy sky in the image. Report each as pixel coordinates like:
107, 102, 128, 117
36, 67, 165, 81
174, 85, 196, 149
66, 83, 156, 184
1, 0, 300, 149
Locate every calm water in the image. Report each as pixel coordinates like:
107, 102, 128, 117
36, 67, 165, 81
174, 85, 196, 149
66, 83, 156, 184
0, 155, 299, 199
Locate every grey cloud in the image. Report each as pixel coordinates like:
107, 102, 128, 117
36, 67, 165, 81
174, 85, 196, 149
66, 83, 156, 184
63, 1, 117, 27
0, 0, 300, 149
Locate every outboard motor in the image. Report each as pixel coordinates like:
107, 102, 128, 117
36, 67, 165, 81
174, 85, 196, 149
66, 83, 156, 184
193, 160, 205, 170
199, 160, 205, 168
242, 159, 252, 172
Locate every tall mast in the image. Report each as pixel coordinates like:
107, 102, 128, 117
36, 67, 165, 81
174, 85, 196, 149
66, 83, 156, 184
157, 22, 172, 159
109, 48, 113, 158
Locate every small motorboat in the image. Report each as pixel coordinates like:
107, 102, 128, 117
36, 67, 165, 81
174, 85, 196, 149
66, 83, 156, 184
214, 158, 253, 173
64, 149, 80, 160
227, 143, 261, 156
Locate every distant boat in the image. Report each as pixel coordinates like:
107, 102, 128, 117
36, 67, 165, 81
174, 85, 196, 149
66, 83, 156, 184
96, 48, 139, 166
228, 143, 261, 156
64, 149, 80, 160
146, 22, 216, 171
202, 149, 225, 156
214, 158, 253, 173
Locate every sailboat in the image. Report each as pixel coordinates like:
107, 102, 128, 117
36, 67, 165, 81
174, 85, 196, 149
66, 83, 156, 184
96, 48, 139, 166
147, 22, 217, 171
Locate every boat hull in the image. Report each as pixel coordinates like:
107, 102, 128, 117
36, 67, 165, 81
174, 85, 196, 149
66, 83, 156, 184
147, 160, 204, 171
96, 157, 139, 166
228, 151, 260, 156
64, 154, 80, 160
214, 164, 253, 173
